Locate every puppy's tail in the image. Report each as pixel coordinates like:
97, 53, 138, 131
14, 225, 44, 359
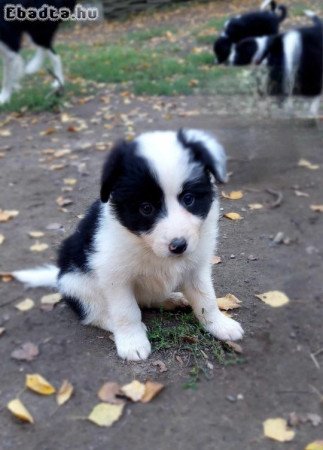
277, 5, 287, 22
13, 264, 59, 288
304, 10, 321, 26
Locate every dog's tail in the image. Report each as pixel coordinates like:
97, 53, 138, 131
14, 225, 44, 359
13, 264, 59, 288
260, 1, 287, 22
277, 5, 287, 22
304, 10, 321, 27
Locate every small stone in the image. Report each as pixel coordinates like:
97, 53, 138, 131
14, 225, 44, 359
230, 254, 235, 259
226, 395, 237, 403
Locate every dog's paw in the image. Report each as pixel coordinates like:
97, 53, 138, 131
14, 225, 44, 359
206, 314, 244, 341
0, 92, 10, 104
115, 330, 151, 361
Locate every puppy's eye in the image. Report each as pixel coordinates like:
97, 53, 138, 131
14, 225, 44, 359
139, 202, 154, 216
182, 193, 195, 207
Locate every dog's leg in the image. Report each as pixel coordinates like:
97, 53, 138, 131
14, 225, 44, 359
25, 47, 46, 74
12, 54, 24, 92
309, 96, 320, 117
0, 45, 17, 104
47, 49, 64, 89
183, 267, 244, 341
106, 285, 151, 361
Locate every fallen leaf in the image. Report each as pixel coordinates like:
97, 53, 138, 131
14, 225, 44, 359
255, 291, 289, 307
224, 212, 243, 220
298, 158, 319, 170
310, 205, 323, 213
248, 203, 263, 210
222, 191, 244, 200
152, 360, 168, 373
217, 294, 241, 310
7, 399, 34, 424
11, 342, 39, 361
88, 403, 124, 427
54, 149, 71, 158
63, 178, 77, 186
0, 233, 5, 244
0, 327, 5, 336
121, 380, 145, 402
0, 129, 12, 137
97, 382, 124, 404
141, 381, 164, 403
263, 418, 295, 442
212, 256, 222, 265
40, 293, 61, 306
57, 380, 74, 406
225, 341, 243, 354
26, 374, 56, 395
0, 272, 13, 282
28, 231, 45, 238
305, 441, 323, 450
295, 190, 309, 197
30, 242, 48, 252
0, 210, 19, 222
39, 127, 56, 136
15, 298, 35, 312
56, 196, 73, 207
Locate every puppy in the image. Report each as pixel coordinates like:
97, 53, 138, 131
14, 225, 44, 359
0, 0, 76, 104
214, 0, 287, 64
14, 129, 244, 361
230, 11, 322, 115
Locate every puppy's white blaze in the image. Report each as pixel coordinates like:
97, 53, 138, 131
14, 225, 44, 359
252, 37, 269, 64
228, 45, 236, 65
283, 31, 302, 96
13, 265, 59, 288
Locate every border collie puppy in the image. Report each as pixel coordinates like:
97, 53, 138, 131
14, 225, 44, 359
14, 130, 244, 361
230, 12, 322, 115
214, 0, 287, 64
0, 0, 76, 104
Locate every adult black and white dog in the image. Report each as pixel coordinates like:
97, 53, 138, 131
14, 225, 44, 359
14, 129, 244, 361
0, 0, 76, 104
228, 11, 323, 115
214, 0, 287, 64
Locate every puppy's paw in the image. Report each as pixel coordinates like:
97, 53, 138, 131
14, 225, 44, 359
115, 330, 151, 361
206, 314, 244, 341
0, 92, 10, 104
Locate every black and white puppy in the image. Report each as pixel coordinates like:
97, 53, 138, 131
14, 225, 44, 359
0, 0, 76, 104
214, 0, 287, 64
229, 11, 323, 115
14, 130, 244, 361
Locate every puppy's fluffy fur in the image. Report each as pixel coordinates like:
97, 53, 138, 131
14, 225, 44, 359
214, 0, 287, 64
14, 129, 244, 361
229, 11, 323, 115
0, 0, 76, 104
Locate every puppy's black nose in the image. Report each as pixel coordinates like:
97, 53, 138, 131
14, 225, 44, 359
169, 238, 187, 255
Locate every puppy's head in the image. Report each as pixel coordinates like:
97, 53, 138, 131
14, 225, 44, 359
229, 37, 270, 66
100, 130, 227, 258
214, 35, 232, 64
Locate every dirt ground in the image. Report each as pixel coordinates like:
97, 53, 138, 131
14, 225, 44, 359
1, 1, 323, 448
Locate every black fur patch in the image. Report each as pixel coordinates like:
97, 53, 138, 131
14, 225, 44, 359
58, 200, 101, 274
64, 296, 88, 321
232, 39, 258, 65
101, 140, 166, 235
179, 175, 215, 219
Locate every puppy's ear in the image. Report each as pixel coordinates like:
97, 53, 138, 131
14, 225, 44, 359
100, 140, 135, 203
178, 129, 228, 183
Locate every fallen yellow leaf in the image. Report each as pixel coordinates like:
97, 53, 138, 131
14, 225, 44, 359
249, 203, 263, 210
28, 231, 45, 238
63, 178, 77, 186
310, 205, 323, 213
222, 191, 244, 200
97, 382, 124, 404
298, 158, 319, 170
26, 374, 56, 395
15, 298, 35, 312
225, 341, 243, 354
30, 242, 49, 252
121, 380, 145, 402
0, 234, 5, 244
217, 294, 241, 310
263, 418, 295, 442
212, 256, 222, 265
0, 129, 12, 137
305, 441, 323, 450
255, 291, 289, 307
141, 381, 164, 403
88, 403, 124, 427
40, 293, 61, 305
57, 380, 73, 406
224, 212, 243, 220
0, 209, 19, 222
7, 399, 34, 424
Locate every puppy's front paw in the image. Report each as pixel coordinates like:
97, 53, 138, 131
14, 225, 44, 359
115, 329, 151, 361
206, 313, 244, 341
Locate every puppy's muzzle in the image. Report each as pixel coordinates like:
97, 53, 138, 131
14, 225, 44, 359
169, 238, 187, 255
